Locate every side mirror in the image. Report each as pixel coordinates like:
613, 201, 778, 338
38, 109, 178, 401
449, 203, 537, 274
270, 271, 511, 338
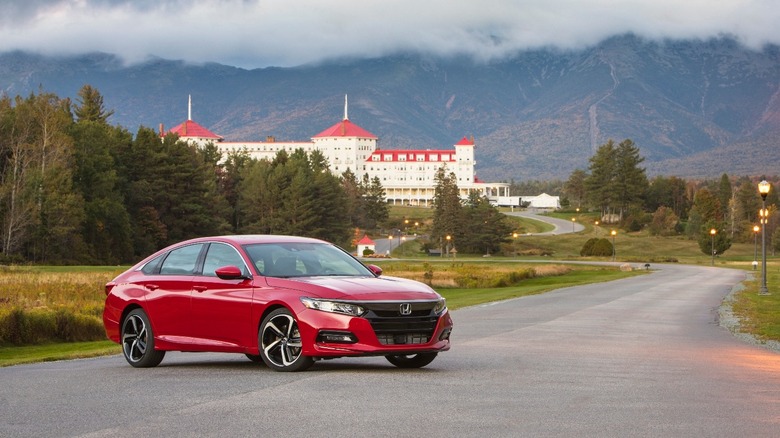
215, 265, 247, 280
367, 264, 383, 277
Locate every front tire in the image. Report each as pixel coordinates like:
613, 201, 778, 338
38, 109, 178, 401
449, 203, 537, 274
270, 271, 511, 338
121, 308, 165, 368
259, 308, 313, 372
385, 353, 437, 369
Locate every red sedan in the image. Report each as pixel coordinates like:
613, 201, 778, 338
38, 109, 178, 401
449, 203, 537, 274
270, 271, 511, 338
103, 235, 452, 371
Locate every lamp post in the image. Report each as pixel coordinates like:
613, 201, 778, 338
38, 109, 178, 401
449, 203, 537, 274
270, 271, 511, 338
758, 180, 771, 295
571, 217, 576, 232
753, 225, 760, 270
445, 235, 451, 258
710, 228, 717, 266
611, 230, 617, 262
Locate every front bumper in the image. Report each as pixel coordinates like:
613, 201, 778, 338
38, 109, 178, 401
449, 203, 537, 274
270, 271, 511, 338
297, 308, 453, 358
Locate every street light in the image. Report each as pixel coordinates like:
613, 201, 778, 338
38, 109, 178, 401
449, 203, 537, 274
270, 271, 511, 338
611, 230, 617, 261
571, 217, 576, 232
710, 228, 717, 266
758, 180, 771, 295
753, 225, 760, 270
445, 235, 451, 258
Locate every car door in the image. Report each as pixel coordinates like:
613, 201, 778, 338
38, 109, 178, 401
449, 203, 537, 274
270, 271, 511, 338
190, 242, 255, 348
143, 243, 204, 341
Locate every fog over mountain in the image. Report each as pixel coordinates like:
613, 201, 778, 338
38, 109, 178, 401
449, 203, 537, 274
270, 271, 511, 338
2, 34, 780, 181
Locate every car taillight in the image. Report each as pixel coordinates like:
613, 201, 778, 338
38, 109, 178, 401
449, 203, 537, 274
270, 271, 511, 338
105, 281, 116, 296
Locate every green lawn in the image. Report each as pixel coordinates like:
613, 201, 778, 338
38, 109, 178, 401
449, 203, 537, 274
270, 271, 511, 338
2, 207, 778, 366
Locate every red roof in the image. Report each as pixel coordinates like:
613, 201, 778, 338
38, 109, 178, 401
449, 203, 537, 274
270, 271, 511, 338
357, 235, 375, 245
313, 119, 377, 139
168, 120, 223, 140
455, 136, 474, 146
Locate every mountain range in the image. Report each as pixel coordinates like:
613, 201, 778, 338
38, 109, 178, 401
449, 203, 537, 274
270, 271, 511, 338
2, 33, 779, 182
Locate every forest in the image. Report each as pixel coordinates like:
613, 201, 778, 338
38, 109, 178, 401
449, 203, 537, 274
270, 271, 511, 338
2, 86, 778, 264
0, 86, 392, 264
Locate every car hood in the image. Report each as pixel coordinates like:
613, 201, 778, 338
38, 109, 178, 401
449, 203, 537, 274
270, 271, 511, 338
264, 275, 441, 301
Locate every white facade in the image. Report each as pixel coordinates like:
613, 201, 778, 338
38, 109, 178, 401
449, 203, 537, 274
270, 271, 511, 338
170, 97, 510, 206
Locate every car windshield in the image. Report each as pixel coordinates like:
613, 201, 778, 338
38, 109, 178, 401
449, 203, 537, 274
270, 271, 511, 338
242, 242, 374, 278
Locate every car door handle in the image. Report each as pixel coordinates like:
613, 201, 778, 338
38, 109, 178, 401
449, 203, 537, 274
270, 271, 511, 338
193, 285, 207, 292
145, 284, 159, 291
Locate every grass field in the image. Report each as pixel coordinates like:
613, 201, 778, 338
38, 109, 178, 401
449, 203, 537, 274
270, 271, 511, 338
1, 207, 778, 365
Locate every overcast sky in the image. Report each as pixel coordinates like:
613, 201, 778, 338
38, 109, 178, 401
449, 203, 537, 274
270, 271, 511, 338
1, 0, 778, 69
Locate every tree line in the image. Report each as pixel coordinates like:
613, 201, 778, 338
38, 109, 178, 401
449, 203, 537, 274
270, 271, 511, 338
0, 86, 388, 264
4, 86, 776, 263
563, 139, 780, 256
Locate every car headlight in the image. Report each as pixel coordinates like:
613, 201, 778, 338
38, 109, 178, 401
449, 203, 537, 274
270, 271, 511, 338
300, 297, 366, 317
433, 298, 447, 314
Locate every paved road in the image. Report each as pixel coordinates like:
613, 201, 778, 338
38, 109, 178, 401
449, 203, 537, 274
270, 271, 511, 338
2, 264, 779, 437
506, 210, 585, 235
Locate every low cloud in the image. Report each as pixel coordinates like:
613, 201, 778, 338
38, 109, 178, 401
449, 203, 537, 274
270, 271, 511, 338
1, 0, 778, 68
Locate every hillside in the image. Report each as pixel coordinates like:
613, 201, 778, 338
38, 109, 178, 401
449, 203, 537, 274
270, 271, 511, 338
2, 34, 779, 181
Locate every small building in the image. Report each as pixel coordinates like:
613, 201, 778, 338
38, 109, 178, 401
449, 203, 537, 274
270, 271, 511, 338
356, 235, 376, 256
522, 193, 560, 210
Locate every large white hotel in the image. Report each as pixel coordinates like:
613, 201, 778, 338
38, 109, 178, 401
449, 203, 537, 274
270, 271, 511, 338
166, 97, 509, 206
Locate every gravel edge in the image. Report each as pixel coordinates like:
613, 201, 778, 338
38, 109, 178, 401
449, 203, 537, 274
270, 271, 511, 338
718, 273, 780, 353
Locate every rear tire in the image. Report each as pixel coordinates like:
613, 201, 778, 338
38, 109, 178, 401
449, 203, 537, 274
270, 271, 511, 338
259, 308, 313, 372
385, 353, 437, 369
121, 308, 165, 368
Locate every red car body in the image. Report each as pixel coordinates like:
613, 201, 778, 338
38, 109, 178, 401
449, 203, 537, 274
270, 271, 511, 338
103, 235, 452, 371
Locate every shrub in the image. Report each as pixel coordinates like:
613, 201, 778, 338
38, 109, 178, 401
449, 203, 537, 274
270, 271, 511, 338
580, 238, 599, 256
580, 238, 614, 257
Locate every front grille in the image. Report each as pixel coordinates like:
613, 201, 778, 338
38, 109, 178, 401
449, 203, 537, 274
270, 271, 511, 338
362, 301, 440, 345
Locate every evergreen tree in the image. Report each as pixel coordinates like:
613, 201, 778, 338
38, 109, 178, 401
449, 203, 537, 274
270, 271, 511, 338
364, 175, 389, 229
219, 150, 251, 231
113, 127, 169, 256
584, 140, 617, 220
70, 120, 133, 263
585, 139, 648, 222
717, 173, 732, 219
341, 169, 365, 228
613, 139, 648, 217
564, 169, 587, 209
73, 85, 114, 124
431, 166, 462, 249
697, 222, 731, 257
458, 192, 513, 254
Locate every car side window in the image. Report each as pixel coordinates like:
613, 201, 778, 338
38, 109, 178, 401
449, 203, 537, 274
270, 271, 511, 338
140, 254, 165, 275
202, 243, 248, 277
159, 244, 204, 275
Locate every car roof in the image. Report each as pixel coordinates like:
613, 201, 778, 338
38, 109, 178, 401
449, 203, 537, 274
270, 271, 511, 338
180, 235, 327, 246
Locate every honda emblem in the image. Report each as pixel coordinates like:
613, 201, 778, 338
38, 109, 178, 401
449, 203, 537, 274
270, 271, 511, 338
399, 303, 412, 315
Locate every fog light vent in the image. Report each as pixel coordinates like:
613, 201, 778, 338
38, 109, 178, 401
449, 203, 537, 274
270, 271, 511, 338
317, 331, 358, 344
